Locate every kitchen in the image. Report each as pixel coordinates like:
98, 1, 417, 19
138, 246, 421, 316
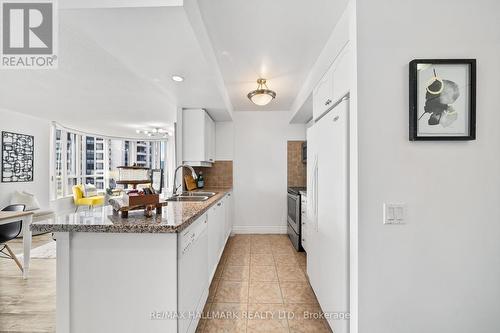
26, 4, 354, 329
1, 0, 499, 333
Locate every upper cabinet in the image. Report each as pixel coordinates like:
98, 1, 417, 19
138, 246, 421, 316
183, 109, 216, 167
313, 64, 335, 120
312, 43, 351, 120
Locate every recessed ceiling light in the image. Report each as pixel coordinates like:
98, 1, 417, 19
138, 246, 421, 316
171, 75, 184, 82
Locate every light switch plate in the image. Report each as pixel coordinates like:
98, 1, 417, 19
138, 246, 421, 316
383, 203, 406, 224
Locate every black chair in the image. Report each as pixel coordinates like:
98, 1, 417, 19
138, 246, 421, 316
0, 204, 26, 272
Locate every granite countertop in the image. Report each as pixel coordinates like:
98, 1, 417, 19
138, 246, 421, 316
30, 188, 232, 234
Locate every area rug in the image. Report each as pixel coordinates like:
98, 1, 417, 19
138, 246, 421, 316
17, 241, 56, 259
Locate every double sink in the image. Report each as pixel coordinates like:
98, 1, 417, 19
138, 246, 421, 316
165, 191, 216, 202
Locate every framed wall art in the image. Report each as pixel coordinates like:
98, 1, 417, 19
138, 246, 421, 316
409, 59, 476, 141
1, 131, 34, 182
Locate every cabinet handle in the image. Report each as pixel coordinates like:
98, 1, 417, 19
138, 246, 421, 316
324, 99, 332, 106
217, 202, 222, 207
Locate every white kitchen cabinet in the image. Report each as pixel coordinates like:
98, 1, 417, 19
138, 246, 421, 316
312, 43, 351, 121
312, 64, 334, 120
178, 214, 209, 333
224, 192, 233, 239
331, 44, 351, 104
183, 109, 216, 166
207, 197, 226, 280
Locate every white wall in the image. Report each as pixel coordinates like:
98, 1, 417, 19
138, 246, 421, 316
356, 1, 500, 332
233, 111, 305, 233
215, 121, 234, 160
0, 109, 51, 209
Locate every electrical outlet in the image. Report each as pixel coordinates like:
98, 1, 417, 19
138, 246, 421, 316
383, 203, 406, 224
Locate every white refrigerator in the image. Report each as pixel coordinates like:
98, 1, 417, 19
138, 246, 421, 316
307, 96, 350, 333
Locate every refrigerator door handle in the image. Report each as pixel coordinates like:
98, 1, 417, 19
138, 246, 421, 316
314, 154, 319, 232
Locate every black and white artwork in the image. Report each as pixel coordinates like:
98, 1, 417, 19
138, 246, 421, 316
409, 59, 476, 141
1, 131, 34, 182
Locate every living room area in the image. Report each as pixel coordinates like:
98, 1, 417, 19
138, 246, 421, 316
0, 108, 175, 331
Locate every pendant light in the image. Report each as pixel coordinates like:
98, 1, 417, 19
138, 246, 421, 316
247, 78, 276, 106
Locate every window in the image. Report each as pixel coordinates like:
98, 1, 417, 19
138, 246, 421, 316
66, 132, 79, 195
55, 129, 63, 198
51, 126, 168, 198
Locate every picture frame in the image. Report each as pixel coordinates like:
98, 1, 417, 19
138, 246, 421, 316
409, 59, 476, 141
1, 131, 35, 182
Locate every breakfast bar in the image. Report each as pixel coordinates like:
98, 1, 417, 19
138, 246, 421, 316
31, 189, 233, 333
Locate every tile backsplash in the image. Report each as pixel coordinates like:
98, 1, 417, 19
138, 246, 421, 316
287, 141, 306, 187
190, 160, 233, 188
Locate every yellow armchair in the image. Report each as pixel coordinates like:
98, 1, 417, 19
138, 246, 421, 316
72, 185, 104, 212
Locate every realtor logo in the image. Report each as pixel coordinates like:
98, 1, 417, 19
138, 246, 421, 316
1, 0, 58, 68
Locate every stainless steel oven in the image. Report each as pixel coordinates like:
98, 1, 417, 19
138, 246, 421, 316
287, 187, 304, 251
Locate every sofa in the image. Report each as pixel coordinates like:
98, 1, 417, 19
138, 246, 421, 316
9, 191, 56, 236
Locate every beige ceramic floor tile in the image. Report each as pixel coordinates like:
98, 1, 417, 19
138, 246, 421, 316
295, 252, 307, 267
251, 244, 273, 254
214, 281, 249, 303
280, 281, 318, 304
274, 253, 299, 266
213, 262, 224, 279
250, 253, 275, 266
286, 304, 332, 333
221, 265, 250, 281
250, 265, 278, 282
248, 282, 283, 304
226, 253, 250, 266
276, 264, 307, 282
207, 279, 220, 303
203, 302, 248, 333
247, 303, 289, 333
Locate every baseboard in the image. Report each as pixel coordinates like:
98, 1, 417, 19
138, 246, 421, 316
231, 225, 287, 234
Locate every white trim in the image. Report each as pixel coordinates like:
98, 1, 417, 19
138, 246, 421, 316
231, 225, 287, 234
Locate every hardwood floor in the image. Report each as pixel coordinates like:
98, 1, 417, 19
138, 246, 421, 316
0, 233, 55, 333
0, 234, 331, 333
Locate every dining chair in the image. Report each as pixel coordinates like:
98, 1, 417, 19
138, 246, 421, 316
0, 204, 26, 272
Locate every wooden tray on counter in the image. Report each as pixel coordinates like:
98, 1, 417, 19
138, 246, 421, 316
111, 194, 167, 218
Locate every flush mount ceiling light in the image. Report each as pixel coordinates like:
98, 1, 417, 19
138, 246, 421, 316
247, 78, 276, 106
136, 128, 169, 138
171, 75, 184, 82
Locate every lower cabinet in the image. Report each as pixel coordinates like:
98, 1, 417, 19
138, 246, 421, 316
225, 192, 233, 239
178, 214, 209, 333
207, 197, 226, 280
178, 193, 233, 333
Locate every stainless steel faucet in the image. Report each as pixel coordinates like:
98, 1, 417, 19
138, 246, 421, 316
172, 164, 198, 196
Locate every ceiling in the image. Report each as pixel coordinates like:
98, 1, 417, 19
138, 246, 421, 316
197, 0, 348, 111
0, 0, 348, 136
0, 4, 230, 138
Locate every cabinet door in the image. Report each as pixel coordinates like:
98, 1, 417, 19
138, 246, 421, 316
312, 65, 334, 120
331, 44, 351, 103
183, 109, 206, 163
204, 113, 216, 163
216, 199, 226, 255
225, 192, 233, 240
207, 205, 218, 280
209, 118, 216, 163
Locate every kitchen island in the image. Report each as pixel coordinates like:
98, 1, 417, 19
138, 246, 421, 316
31, 189, 233, 333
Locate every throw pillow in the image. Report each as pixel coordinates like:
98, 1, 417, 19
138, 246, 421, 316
83, 184, 98, 198
10, 190, 41, 211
